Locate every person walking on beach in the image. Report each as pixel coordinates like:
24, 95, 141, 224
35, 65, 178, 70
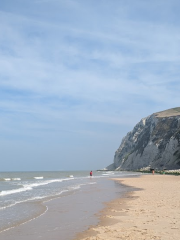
90, 171, 92, 176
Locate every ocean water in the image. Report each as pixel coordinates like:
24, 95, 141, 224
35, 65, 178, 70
0, 171, 139, 236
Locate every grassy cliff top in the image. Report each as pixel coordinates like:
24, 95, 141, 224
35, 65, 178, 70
154, 107, 180, 118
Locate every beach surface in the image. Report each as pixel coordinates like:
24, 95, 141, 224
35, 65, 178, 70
76, 175, 180, 240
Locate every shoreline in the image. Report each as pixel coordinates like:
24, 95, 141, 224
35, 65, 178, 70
75, 174, 180, 240
0, 176, 129, 240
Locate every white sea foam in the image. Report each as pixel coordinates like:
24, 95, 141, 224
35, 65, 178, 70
34, 177, 44, 179
23, 178, 73, 188
68, 182, 97, 191
70, 185, 81, 190
0, 188, 71, 211
102, 172, 115, 176
0, 196, 46, 210
0, 186, 32, 196
2, 178, 21, 181
0, 178, 73, 197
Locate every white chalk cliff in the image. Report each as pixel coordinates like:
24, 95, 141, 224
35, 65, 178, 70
107, 107, 180, 171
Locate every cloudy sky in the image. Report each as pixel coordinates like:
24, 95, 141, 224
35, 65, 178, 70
0, 0, 180, 171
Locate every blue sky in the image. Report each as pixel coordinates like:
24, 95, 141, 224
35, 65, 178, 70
0, 0, 180, 171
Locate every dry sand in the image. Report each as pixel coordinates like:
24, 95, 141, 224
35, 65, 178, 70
75, 175, 180, 240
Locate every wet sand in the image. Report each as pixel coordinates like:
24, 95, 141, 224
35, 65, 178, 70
75, 175, 180, 240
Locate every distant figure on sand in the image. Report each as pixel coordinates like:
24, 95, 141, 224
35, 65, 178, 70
90, 171, 92, 176
150, 168, 155, 175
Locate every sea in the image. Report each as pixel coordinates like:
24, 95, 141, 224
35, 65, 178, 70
0, 171, 140, 240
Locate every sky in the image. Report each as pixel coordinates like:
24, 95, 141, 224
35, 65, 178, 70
0, 0, 180, 171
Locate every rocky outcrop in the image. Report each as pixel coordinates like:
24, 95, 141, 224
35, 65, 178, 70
107, 107, 180, 171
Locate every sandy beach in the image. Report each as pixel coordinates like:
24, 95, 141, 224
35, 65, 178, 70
76, 175, 180, 240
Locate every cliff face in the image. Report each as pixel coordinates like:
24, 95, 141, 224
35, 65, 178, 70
107, 107, 180, 171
